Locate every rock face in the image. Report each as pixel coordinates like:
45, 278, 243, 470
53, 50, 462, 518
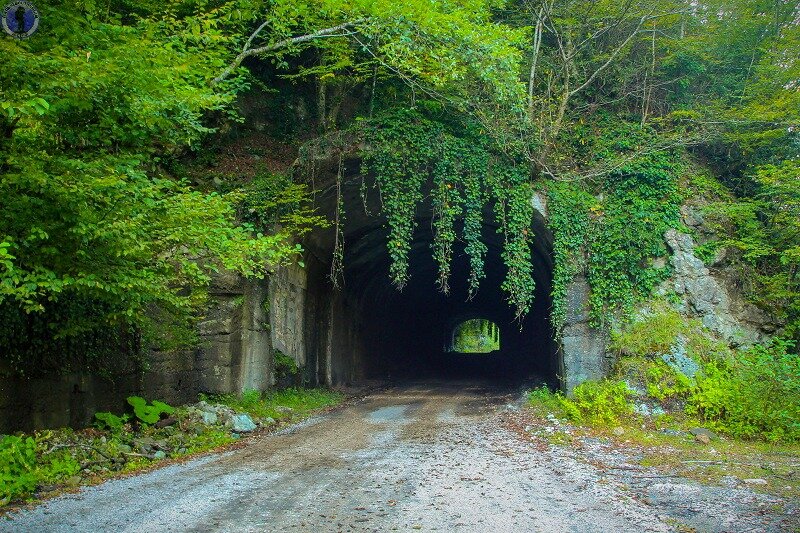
661, 336, 700, 379
664, 228, 773, 347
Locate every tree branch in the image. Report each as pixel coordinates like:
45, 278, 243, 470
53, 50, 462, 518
568, 13, 649, 97
213, 19, 366, 85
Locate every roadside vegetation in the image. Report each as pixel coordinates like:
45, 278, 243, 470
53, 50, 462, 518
530, 306, 799, 443
0, 388, 342, 508
527, 301, 799, 499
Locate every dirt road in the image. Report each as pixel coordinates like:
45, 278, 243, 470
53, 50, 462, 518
2, 381, 794, 532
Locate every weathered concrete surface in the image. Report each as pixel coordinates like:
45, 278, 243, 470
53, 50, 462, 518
561, 277, 610, 393
3, 381, 791, 533
269, 262, 307, 369
0, 272, 273, 433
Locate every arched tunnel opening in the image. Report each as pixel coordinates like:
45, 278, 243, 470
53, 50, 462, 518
300, 158, 561, 389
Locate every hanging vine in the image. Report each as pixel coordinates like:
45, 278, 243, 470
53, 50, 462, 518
546, 181, 593, 336
546, 151, 682, 333
330, 153, 345, 288
302, 106, 685, 328
361, 110, 438, 289
361, 108, 536, 317
489, 164, 536, 319
462, 147, 488, 299
431, 144, 463, 294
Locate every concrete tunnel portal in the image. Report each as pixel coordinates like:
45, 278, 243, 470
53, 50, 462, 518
298, 157, 562, 389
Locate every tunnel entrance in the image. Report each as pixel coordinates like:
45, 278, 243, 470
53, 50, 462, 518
300, 162, 561, 389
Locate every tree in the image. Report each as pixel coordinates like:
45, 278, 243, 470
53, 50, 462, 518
0, 1, 299, 350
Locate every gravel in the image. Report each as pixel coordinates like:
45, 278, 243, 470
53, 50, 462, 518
1, 380, 795, 532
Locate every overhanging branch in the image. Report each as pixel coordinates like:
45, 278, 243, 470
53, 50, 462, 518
213, 19, 367, 85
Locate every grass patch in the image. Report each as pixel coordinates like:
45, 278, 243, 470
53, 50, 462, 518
526, 387, 800, 500
631, 429, 800, 501
202, 387, 343, 422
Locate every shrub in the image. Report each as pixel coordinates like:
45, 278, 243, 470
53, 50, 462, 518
688, 338, 800, 442
126, 397, 174, 425
527, 386, 565, 414
37, 454, 80, 485
565, 380, 634, 425
527, 382, 634, 426
611, 305, 686, 357
0, 436, 37, 503
610, 302, 730, 363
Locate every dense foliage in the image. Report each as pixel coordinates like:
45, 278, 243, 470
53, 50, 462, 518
610, 304, 800, 442
0, 2, 305, 364
1, 0, 798, 378
361, 109, 535, 316
546, 131, 682, 331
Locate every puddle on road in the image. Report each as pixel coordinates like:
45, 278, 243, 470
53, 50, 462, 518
368, 405, 411, 424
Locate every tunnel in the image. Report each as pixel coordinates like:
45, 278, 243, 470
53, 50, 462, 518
299, 156, 561, 388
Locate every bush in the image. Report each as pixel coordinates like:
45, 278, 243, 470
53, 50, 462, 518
688, 339, 800, 442
610, 302, 730, 363
565, 380, 634, 425
0, 436, 37, 504
527, 381, 634, 426
610, 305, 687, 357
527, 386, 565, 414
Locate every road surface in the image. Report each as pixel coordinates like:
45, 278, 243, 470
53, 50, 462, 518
1, 380, 793, 532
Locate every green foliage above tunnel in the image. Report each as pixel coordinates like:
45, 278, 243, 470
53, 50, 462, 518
360, 108, 535, 318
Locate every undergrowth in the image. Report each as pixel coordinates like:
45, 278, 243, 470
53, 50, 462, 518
530, 303, 800, 443
202, 387, 343, 421
0, 388, 343, 506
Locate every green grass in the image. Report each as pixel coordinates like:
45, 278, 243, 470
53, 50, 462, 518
526, 385, 800, 501
203, 387, 344, 422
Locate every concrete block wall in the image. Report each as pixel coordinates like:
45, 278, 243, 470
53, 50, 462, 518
0, 271, 276, 433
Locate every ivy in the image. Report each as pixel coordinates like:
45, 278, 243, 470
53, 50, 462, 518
361, 108, 536, 317
462, 150, 489, 298
489, 165, 536, 319
431, 147, 464, 294
547, 151, 682, 333
587, 155, 681, 325
547, 182, 593, 335
361, 110, 438, 289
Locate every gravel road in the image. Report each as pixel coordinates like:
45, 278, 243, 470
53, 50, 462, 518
2, 380, 795, 532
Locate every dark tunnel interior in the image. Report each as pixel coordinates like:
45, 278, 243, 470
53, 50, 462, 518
302, 164, 561, 389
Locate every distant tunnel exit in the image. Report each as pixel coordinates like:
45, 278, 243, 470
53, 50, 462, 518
448, 319, 500, 354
